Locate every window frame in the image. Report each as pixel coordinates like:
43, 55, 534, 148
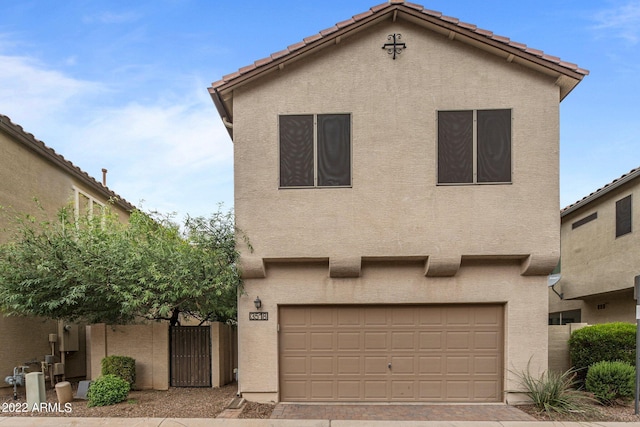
278, 113, 352, 189
437, 109, 512, 185
615, 194, 632, 238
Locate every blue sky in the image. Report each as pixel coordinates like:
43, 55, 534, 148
0, 1, 638, 218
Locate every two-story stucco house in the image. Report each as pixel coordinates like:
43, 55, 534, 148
210, 1, 587, 403
549, 167, 640, 325
0, 114, 134, 385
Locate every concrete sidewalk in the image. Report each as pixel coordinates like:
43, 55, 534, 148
2, 419, 640, 426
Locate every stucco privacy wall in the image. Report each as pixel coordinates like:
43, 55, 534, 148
87, 322, 237, 390
231, 18, 559, 402
87, 323, 169, 390
548, 323, 587, 373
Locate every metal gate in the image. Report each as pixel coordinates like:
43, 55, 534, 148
170, 326, 211, 387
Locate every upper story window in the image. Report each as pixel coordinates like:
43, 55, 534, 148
73, 186, 105, 219
279, 114, 351, 188
615, 195, 632, 237
572, 212, 597, 229
437, 109, 511, 184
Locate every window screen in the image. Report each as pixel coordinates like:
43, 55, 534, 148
438, 110, 473, 184
279, 115, 314, 187
477, 109, 511, 183
616, 195, 632, 237
317, 114, 351, 186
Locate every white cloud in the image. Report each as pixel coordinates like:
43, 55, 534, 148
0, 48, 234, 217
592, 1, 640, 44
83, 11, 140, 25
0, 54, 106, 124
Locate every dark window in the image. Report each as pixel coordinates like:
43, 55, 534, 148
438, 109, 511, 184
616, 195, 632, 237
548, 310, 581, 325
572, 212, 597, 229
279, 114, 351, 188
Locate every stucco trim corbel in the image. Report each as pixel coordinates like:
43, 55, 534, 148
239, 256, 266, 279
424, 255, 461, 277
520, 253, 559, 276
329, 256, 362, 278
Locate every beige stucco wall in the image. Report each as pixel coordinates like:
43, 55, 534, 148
548, 323, 587, 373
550, 177, 640, 323
231, 19, 560, 403
87, 323, 169, 390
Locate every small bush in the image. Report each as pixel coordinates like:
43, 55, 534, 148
101, 355, 136, 387
569, 322, 635, 383
87, 374, 130, 407
586, 360, 635, 405
511, 362, 595, 418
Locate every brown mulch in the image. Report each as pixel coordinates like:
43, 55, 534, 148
4, 381, 640, 421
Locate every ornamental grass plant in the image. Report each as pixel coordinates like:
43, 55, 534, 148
512, 362, 596, 418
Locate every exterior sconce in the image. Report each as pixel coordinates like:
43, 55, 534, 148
254, 296, 262, 310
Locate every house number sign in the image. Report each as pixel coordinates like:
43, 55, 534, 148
249, 312, 268, 321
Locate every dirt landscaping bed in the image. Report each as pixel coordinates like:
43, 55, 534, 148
0, 382, 274, 419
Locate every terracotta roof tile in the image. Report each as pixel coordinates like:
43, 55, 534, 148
458, 22, 477, 31
441, 15, 460, 24
303, 33, 323, 44
211, 0, 588, 92
319, 25, 339, 36
287, 41, 306, 52
404, 2, 424, 12
270, 49, 290, 60
336, 18, 355, 29
238, 64, 256, 74
353, 10, 374, 21
422, 8, 442, 18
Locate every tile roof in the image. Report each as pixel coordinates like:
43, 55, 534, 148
210, 0, 588, 93
561, 167, 640, 216
0, 114, 135, 212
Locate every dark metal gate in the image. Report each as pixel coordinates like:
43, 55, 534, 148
170, 326, 211, 387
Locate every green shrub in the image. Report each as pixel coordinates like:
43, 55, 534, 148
101, 355, 136, 387
511, 362, 595, 418
87, 374, 130, 407
568, 322, 635, 383
586, 360, 635, 405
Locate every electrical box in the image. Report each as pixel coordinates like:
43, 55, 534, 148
53, 363, 65, 376
57, 322, 79, 352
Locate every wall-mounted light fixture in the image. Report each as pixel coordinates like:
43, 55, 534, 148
254, 296, 262, 310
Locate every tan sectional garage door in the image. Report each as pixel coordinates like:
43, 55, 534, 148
279, 304, 503, 402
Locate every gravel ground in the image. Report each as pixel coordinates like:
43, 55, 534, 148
2, 382, 639, 421
0, 382, 273, 419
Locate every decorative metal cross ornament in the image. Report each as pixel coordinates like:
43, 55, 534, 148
382, 33, 406, 59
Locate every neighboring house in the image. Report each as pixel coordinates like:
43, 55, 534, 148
549, 167, 640, 325
0, 114, 134, 385
210, 1, 586, 403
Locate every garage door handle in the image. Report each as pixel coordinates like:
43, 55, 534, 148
388, 363, 391, 370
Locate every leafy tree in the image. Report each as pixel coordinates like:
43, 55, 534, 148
0, 203, 244, 325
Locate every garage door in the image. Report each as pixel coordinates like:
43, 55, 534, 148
279, 305, 503, 402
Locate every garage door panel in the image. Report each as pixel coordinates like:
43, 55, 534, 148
310, 357, 333, 374
419, 331, 443, 350
310, 332, 333, 350
281, 332, 307, 350
337, 332, 360, 350
391, 380, 414, 399
279, 305, 503, 402
391, 331, 415, 350
364, 332, 387, 350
